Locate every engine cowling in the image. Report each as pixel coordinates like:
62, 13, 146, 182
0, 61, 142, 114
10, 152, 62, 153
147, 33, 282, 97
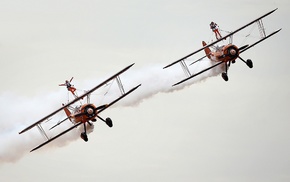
82, 104, 96, 118
224, 45, 239, 60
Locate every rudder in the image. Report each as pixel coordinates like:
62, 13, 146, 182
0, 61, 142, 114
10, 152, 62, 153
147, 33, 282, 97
202, 41, 211, 59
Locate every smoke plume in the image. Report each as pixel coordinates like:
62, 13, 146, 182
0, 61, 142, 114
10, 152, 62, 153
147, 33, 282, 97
0, 60, 223, 163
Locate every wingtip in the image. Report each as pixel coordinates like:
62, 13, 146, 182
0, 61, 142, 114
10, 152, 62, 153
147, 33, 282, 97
172, 81, 182, 87
163, 63, 173, 69
30, 147, 39, 152
271, 28, 282, 35
132, 83, 142, 90
124, 63, 135, 70
18, 129, 26, 135
270, 8, 278, 13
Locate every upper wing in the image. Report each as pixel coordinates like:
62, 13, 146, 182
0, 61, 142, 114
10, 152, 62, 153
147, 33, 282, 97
163, 8, 278, 69
240, 29, 281, 54
98, 84, 141, 114
19, 63, 135, 134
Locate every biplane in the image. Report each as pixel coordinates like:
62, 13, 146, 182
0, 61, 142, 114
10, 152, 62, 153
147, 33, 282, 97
164, 8, 281, 86
19, 64, 141, 152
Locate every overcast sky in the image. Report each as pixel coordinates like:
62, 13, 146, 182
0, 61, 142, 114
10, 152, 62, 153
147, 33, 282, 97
0, 0, 289, 182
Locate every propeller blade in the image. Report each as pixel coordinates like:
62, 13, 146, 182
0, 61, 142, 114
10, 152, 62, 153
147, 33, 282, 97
238, 44, 249, 51
95, 104, 108, 111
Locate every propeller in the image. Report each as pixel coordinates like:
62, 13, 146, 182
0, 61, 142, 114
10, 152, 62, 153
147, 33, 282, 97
238, 44, 249, 51
95, 104, 107, 111
74, 104, 108, 118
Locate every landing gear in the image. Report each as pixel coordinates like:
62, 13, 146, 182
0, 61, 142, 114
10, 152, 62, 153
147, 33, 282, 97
105, 117, 113, 127
80, 132, 88, 142
246, 59, 253, 68
238, 56, 253, 68
222, 62, 229, 81
80, 123, 88, 142
221, 72, 229, 81
97, 116, 113, 127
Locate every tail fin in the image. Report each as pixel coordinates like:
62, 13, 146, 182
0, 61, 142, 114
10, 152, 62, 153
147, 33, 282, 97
202, 41, 211, 59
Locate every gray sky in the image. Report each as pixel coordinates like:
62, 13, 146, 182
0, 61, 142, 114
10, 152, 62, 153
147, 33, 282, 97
0, 0, 289, 182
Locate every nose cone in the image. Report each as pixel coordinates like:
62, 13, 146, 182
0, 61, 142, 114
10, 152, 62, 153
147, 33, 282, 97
230, 49, 236, 56
87, 108, 94, 115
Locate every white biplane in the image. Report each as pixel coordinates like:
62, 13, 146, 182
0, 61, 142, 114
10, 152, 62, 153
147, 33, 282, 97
19, 64, 141, 152
164, 8, 281, 86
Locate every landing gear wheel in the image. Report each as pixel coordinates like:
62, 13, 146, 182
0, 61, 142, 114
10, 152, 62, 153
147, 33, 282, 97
221, 72, 228, 81
105, 117, 113, 127
246, 59, 253, 68
80, 132, 88, 142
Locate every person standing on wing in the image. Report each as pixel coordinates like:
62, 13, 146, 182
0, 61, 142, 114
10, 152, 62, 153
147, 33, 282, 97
210, 21, 222, 40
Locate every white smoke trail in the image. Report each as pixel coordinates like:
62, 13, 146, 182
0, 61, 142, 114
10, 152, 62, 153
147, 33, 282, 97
0, 60, 223, 163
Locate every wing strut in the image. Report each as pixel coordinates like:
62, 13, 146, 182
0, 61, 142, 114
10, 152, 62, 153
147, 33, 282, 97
37, 124, 49, 141
257, 19, 266, 38
180, 60, 191, 77
240, 29, 281, 53
116, 76, 125, 95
